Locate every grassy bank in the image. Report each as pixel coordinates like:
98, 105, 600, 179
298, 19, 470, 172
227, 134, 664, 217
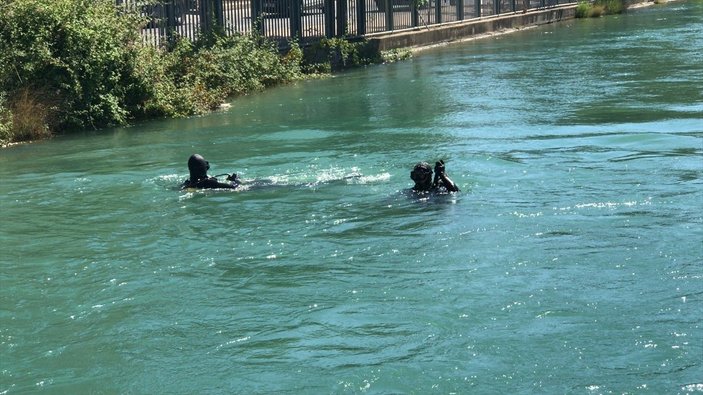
0, 0, 400, 146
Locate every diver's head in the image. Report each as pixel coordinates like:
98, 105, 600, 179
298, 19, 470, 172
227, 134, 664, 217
410, 162, 433, 191
188, 154, 209, 181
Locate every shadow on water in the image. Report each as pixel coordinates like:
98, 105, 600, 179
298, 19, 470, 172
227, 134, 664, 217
608, 147, 702, 162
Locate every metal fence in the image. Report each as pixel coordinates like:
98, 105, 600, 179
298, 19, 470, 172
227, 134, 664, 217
118, 0, 575, 47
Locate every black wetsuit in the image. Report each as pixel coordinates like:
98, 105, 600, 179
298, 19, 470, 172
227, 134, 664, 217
182, 177, 238, 190
411, 161, 460, 193
183, 154, 239, 190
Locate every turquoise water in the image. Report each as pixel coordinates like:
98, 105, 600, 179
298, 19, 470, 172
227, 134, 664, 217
1, 2, 702, 394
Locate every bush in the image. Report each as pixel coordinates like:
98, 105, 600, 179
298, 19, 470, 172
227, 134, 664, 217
133, 34, 305, 118
0, 0, 307, 142
598, 0, 625, 14
304, 37, 383, 72
0, 0, 146, 131
0, 93, 12, 144
190, 34, 303, 98
382, 48, 413, 63
575, 1, 591, 17
575, 0, 625, 18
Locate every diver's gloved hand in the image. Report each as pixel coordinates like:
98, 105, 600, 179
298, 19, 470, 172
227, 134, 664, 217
434, 160, 445, 175
433, 160, 445, 187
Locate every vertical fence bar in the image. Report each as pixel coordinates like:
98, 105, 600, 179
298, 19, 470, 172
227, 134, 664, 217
214, 0, 224, 29
166, 1, 177, 44
251, 0, 263, 35
200, 0, 208, 35
475, 0, 481, 17
456, 0, 464, 19
324, 0, 335, 37
337, 0, 348, 36
357, 0, 366, 35
384, 0, 393, 30
291, 0, 302, 38
435, 0, 441, 23
411, 1, 419, 27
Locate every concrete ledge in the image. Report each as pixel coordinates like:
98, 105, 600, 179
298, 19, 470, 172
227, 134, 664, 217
367, 5, 578, 51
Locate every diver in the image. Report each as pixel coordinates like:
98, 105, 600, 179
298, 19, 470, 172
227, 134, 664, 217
410, 160, 460, 193
182, 154, 240, 190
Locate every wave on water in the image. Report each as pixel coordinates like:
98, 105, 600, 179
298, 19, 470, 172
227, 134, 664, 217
156, 167, 391, 200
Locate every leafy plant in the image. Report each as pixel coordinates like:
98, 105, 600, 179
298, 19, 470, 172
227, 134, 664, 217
575, 0, 625, 18
304, 37, 383, 72
133, 33, 305, 118
382, 48, 413, 63
0, 0, 146, 131
598, 0, 624, 14
575, 1, 591, 17
0, 93, 13, 144
0, 0, 307, 142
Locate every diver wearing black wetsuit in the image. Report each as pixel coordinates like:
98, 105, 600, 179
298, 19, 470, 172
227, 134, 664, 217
182, 154, 239, 189
410, 160, 460, 193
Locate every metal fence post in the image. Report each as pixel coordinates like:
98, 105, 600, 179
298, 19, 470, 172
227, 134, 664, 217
200, 0, 210, 35
214, 0, 224, 29
337, 0, 348, 36
494, 0, 500, 14
291, 0, 302, 38
384, 0, 393, 31
357, 0, 366, 35
166, 1, 177, 44
411, 0, 419, 27
251, 0, 264, 35
475, 0, 481, 17
435, 0, 441, 23
324, 0, 336, 37
457, 0, 464, 20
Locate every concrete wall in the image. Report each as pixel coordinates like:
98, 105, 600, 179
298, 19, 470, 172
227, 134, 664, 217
368, 5, 578, 51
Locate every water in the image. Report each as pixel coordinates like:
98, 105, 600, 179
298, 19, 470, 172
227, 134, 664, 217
2, 2, 702, 394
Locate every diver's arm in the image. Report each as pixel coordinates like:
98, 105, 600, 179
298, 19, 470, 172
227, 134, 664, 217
200, 177, 238, 189
205, 173, 241, 189
434, 161, 460, 192
213, 181, 238, 189
438, 172, 459, 192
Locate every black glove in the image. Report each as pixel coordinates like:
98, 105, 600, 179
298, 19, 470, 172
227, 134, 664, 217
431, 160, 442, 186
226, 173, 239, 182
434, 160, 445, 175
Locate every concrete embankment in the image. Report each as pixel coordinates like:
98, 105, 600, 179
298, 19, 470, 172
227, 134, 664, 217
367, 4, 578, 51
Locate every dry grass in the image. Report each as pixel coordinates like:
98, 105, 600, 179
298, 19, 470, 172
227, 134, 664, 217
589, 5, 606, 16
4, 88, 55, 144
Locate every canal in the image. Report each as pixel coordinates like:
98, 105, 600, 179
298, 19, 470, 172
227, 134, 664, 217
1, 2, 701, 393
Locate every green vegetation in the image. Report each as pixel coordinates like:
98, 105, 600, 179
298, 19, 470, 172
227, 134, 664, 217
0, 0, 393, 146
300, 37, 411, 75
575, 0, 626, 18
0, 0, 147, 139
382, 48, 413, 63
133, 33, 305, 119
0, 94, 13, 143
303, 37, 383, 73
